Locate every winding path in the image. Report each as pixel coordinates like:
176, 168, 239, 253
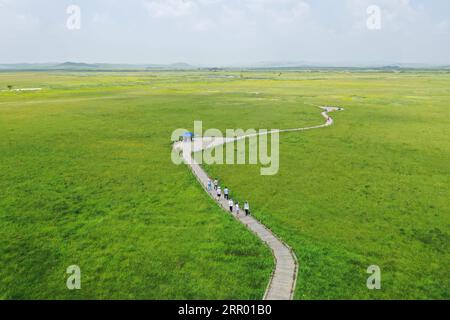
173, 106, 343, 300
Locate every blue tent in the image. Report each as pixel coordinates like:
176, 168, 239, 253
182, 132, 195, 141
183, 132, 195, 138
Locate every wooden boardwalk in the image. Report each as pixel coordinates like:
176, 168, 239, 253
173, 107, 342, 300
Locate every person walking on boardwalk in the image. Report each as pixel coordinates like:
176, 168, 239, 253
214, 179, 218, 190
207, 178, 212, 191
235, 202, 240, 215
217, 186, 222, 200
229, 199, 234, 213
224, 187, 229, 200
244, 201, 250, 216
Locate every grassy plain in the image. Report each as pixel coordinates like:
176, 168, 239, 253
201, 71, 450, 299
0, 71, 276, 299
0, 71, 449, 299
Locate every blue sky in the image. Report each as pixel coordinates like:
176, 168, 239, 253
1, 0, 449, 65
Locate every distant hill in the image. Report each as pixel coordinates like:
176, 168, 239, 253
0, 61, 448, 71
249, 61, 310, 68
0, 62, 196, 71
0, 63, 56, 70
169, 62, 194, 69
51, 62, 101, 69
56, 62, 196, 70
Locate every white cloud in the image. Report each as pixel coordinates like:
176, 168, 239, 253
143, 0, 197, 18
1, 0, 449, 65
143, 0, 312, 25
193, 19, 214, 32
92, 13, 113, 25
292, 1, 311, 18
437, 19, 450, 32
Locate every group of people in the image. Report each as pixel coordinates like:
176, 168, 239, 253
207, 178, 250, 216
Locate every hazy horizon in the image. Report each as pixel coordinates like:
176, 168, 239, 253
1, 0, 449, 65
1, 60, 449, 68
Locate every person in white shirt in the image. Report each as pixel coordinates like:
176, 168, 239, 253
229, 199, 234, 212
235, 202, 240, 215
217, 186, 222, 200
224, 187, 229, 200
244, 201, 250, 216
213, 179, 218, 190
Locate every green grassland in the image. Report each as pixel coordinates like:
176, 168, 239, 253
0, 71, 449, 299
200, 71, 450, 299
